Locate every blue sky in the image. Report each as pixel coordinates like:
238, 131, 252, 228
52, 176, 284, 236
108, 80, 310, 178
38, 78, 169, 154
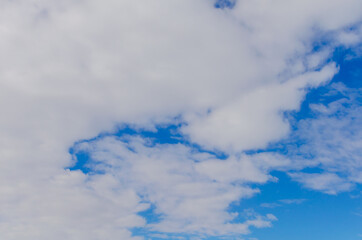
0, 0, 361, 239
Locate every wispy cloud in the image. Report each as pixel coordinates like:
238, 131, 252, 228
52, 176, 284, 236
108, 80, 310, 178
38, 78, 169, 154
287, 83, 362, 194
354, 212, 362, 217
261, 199, 306, 208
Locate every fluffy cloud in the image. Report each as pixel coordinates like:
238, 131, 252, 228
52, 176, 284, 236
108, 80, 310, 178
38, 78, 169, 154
0, 0, 361, 239
73, 136, 277, 236
0, 169, 148, 240
182, 64, 337, 152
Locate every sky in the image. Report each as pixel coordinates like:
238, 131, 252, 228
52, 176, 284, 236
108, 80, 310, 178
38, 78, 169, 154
0, 0, 361, 239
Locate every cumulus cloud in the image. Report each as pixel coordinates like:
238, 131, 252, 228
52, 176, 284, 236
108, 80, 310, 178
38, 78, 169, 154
73, 135, 277, 236
0, 0, 361, 239
0, 169, 148, 240
182, 64, 337, 152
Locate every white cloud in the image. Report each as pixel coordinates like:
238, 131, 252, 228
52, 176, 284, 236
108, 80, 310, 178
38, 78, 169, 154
287, 83, 362, 194
182, 64, 337, 152
289, 172, 354, 195
261, 198, 306, 208
75, 136, 276, 236
0, 0, 361, 239
0, 169, 148, 240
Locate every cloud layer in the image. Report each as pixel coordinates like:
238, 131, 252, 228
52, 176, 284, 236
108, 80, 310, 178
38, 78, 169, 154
0, 0, 361, 239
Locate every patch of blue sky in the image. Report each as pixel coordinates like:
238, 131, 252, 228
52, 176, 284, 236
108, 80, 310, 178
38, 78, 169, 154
68, 125, 181, 173
237, 172, 362, 240
137, 204, 163, 224
131, 205, 167, 239
214, 0, 236, 9
68, 122, 228, 173
68, 150, 92, 174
